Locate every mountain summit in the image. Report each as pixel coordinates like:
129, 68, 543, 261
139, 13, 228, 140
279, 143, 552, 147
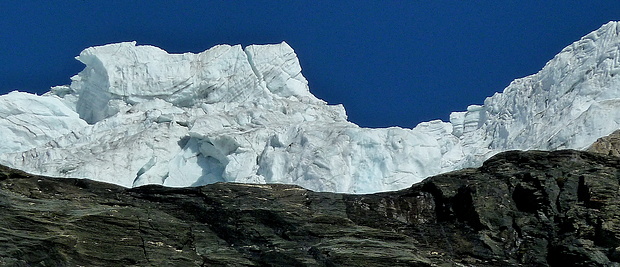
1, 22, 620, 193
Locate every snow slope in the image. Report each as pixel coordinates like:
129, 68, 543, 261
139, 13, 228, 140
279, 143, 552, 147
1, 22, 620, 193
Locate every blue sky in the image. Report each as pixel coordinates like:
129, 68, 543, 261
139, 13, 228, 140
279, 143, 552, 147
1, 1, 620, 127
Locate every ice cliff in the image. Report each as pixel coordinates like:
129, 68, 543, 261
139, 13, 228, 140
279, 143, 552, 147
2, 22, 620, 193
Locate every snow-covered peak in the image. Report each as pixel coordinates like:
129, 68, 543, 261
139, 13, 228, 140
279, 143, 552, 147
2, 22, 620, 193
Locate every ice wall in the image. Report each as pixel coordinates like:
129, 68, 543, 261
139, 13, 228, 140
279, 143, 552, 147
445, 21, 620, 171
1, 22, 620, 193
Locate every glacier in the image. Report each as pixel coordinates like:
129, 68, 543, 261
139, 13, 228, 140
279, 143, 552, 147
1, 22, 620, 193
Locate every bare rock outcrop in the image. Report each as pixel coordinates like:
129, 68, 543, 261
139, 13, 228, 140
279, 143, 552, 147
588, 129, 620, 157
1, 149, 620, 266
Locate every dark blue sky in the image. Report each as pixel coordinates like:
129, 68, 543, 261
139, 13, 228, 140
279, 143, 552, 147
1, 1, 620, 127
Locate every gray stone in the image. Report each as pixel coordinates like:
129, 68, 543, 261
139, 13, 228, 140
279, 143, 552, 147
0, 149, 619, 266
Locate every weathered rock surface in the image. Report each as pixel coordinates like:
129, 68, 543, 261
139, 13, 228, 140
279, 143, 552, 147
1, 149, 620, 266
588, 129, 620, 157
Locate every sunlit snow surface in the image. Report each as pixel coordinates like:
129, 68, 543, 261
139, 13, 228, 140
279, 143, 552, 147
2, 22, 620, 193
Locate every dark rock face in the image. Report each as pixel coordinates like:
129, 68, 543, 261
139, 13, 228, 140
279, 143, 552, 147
1, 149, 619, 266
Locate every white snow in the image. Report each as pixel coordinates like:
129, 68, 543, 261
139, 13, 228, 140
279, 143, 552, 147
1, 22, 620, 193
0, 91, 87, 154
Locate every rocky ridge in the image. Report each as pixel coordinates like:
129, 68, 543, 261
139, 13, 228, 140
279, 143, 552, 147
588, 129, 620, 157
1, 148, 620, 266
